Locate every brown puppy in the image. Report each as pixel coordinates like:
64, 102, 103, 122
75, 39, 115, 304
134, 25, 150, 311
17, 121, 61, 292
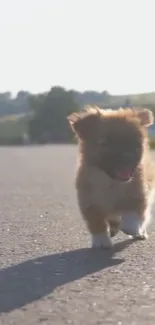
67, 106, 155, 248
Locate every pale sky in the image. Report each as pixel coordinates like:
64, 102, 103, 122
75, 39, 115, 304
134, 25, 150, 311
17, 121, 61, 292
0, 0, 155, 96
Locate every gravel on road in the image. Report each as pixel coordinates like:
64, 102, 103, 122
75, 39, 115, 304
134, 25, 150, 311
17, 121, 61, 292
0, 145, 155, 325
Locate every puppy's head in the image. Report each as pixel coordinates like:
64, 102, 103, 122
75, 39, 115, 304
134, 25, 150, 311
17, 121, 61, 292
67, 106, 154, 182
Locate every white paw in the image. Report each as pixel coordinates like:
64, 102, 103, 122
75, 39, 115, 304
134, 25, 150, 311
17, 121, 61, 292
92, 233, 113, 249
130, 228, 148, 240
122, 189, 155, 238
121, 213, 148, 239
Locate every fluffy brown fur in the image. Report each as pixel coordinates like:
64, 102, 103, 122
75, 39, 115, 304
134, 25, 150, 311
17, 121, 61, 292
67, 106, 155, 248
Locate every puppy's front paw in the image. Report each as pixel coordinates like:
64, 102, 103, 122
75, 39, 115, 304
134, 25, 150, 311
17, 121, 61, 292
131, 228, 148, 240
92, 233, 113, 249
121, 213, 149, 240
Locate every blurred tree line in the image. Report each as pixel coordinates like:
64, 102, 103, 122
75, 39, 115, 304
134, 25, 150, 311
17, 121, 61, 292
0, 86, 155, 144
28, 87, 79, 143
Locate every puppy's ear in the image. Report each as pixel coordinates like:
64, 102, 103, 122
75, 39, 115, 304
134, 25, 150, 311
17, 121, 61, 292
67, 107, 101, 139
136, 108, 154, 127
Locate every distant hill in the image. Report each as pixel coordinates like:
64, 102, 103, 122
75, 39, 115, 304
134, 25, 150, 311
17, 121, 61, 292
1, 88, 155, 117
74, 90, 155, 110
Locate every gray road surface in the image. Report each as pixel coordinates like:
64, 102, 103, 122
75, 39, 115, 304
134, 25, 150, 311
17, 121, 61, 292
0, 145, 155, 325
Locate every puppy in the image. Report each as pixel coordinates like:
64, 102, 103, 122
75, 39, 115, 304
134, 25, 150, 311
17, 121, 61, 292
67, 106, 155, 248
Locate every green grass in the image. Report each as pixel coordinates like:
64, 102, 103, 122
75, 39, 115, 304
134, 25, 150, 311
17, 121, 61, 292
150, 138, 155, 149
0, 114, 28, 144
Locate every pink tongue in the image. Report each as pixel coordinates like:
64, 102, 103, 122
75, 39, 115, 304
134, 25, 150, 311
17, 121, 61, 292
116, 168, 132, 179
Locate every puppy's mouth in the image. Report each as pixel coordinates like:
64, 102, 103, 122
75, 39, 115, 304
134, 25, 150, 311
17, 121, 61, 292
114, 167, 134, 182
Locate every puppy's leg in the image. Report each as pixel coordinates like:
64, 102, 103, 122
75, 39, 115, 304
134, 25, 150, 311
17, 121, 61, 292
108, 216, 121, 237
121, 212, 148, 239
83, 205, 112, 249
121, 189, 155, 239
135, 188, 155, 239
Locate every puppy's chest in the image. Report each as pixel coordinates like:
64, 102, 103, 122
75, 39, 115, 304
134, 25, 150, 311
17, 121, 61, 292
92, 180, 125, 205
89, 174, 137, 213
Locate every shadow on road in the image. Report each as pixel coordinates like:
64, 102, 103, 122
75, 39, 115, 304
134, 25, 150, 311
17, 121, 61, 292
0, 238, 134, 313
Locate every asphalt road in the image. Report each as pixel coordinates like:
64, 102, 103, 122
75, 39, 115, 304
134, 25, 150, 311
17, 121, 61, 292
0, 145, 155, 325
